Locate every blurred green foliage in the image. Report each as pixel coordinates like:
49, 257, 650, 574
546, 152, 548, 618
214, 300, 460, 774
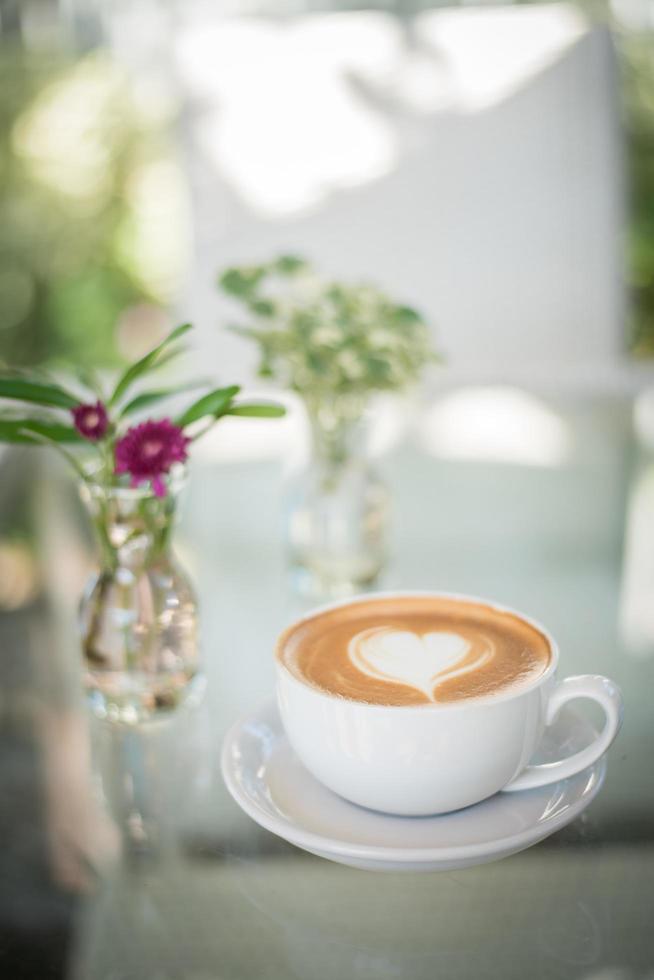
621, 34, 654, 356
219, 256, 438, 413
0, 47, 185, 369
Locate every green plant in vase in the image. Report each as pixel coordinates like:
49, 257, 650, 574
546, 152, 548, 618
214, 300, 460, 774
218, 256, 439, 595
0, 322, 284, 722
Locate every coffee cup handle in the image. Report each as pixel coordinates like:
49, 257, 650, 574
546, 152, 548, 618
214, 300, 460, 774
503, 674, 624, 793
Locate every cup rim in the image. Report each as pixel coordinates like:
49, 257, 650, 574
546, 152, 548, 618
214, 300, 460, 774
275, 590, 559, 711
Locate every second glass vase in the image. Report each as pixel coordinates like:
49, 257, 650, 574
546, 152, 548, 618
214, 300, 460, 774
286, 400, 390, 597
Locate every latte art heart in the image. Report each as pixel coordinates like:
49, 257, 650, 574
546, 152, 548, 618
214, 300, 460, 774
349, 627, 491, 701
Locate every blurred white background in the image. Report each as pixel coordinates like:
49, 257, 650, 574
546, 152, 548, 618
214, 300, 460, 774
103, 3, 628, 390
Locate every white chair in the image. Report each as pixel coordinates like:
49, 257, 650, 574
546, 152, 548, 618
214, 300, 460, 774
174, 5, 627, 392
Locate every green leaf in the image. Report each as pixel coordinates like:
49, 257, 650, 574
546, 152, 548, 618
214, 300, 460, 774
0, 377, 78, 410
219, 267, 266, 298
226, 402, 286, 418
274, 255, 308, 275
151, 342, 190, 372
0, 418, 84, 444
392, 305, 422, 326
251, 299, 276, 317
17, 426, 88, 479
176, 385, 240, 429
75, 368, 105, 400
109, 323, 193, 408
120, 380, 210, 417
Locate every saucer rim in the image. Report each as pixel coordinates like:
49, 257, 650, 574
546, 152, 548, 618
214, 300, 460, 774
220, 698, 606, 865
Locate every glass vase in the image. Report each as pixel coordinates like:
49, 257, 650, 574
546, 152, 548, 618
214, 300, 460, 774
286, 399, 390, 597
79, 473, 201, 725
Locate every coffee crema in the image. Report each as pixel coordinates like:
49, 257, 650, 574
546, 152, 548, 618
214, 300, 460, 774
277, 596, 552, 706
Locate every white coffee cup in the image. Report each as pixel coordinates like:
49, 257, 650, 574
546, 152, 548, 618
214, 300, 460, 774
275, 592, 624, 816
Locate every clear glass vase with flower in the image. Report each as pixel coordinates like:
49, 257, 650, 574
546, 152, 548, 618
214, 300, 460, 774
0, 322, 284, 722
219, 257, 440, 596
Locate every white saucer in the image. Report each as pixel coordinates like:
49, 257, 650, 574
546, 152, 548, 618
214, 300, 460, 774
221, 699, 606, 872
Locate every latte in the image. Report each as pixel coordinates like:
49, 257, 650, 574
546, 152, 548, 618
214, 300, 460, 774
277, 595, 551, 706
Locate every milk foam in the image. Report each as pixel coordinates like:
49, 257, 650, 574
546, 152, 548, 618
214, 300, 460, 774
279, 595, 551, 706
349, 627, 492, 702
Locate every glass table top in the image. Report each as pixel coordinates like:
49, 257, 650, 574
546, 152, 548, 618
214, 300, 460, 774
1, 388, 653, 979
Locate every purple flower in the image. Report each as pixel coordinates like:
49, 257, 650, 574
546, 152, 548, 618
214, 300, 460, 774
71, 401, 109, 441
114, 418, 189, 497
